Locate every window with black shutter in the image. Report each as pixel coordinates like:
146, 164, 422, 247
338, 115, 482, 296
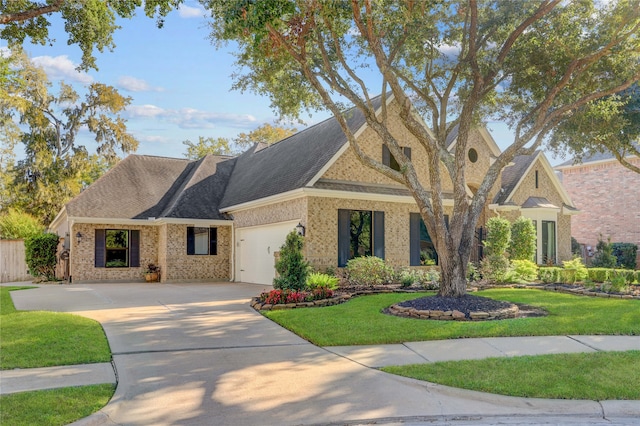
382, 145, 411, 171
187, 227, 218, 255
337, 209, 385, 267
95, 229, 139, 268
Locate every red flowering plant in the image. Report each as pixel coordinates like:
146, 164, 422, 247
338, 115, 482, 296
285, 291, 307, 303
312, 286, 333, 300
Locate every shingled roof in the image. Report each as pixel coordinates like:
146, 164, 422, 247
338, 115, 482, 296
219, 97, 382, 209
65, 154, 235, 220
493, 152, 538, 205
555, 142, 640, 168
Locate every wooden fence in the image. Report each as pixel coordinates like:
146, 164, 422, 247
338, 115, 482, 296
0, 240, 32, 283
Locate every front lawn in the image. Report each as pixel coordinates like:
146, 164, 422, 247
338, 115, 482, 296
0, 384, 115, 426
263, 289, 640, 346
0, 287, 111, 369
382, 351, 640, 400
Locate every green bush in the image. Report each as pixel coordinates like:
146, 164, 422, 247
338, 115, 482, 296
306, 272, 339, 290
0, 208, 43, 240
611, 269, 635, 285
561, 258, 588, 283
484, 217, 511, 257
587, 268, 610, 283
507, 259, 538, 282
611, 243, 637, 270
467, 262, 481, 282
539, 267, 562, 283
346, 256, 394, 286
24, 232, 59, 280
609, 272, 629, 293
397, 268, 440, 290
592, 235, 617, 268
508, 217, 536, 261
273, 231, 310, 291
480, 253, 510, 283
571, 236, 582, 257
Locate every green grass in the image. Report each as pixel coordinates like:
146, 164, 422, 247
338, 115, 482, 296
382, 351, 640, 400
0, 286, 111, 369
0, 384, 115, 426
263, 289, 640, 346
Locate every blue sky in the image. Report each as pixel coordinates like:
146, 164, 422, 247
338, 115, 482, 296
5, 2, 560, 163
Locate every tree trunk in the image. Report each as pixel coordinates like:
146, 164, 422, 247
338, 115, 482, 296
438, 253, 468, 297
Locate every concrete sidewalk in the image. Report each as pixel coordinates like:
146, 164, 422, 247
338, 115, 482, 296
2, 335, 638, 395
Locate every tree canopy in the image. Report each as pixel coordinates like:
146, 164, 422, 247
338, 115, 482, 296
0, 0, 184, 70
1, 49, 137, 224
205, 0, 640, 296
182, 136, 234, 159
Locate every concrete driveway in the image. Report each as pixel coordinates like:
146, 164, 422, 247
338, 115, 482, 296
10, 283, 639, 425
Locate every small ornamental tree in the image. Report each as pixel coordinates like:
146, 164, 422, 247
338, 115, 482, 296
481, 217, 511, 282
24, 232, 59, 281
611, 243, 638, 270
508, 217, 536, 261
274, 230, 310, 291
592, 235, 617, 268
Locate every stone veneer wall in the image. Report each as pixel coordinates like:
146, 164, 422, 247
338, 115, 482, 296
559, 158, 640, 266
162, 224, 231, 281
70, 223, 158, 282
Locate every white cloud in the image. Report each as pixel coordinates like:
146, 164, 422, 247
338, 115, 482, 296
178, 4, 206, 18
136, 135, 170, 143
117, 76, 164, 92
126, 104, 257, 129
31, 55, 93, 84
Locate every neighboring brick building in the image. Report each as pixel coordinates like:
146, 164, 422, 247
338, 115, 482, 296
555, 152, 640, 266
50, 94, 578, 284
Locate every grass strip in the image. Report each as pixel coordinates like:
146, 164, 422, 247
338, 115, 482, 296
0, 287, 111, 369
382, 351, 640, 400
263, 289, 640, 346
0, 384, 115, 426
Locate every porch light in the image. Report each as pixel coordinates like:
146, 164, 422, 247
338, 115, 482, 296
295, 222, 305, 236
76, 232, 83, 245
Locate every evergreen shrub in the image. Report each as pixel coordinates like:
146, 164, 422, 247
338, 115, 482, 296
24, 232, 59, 280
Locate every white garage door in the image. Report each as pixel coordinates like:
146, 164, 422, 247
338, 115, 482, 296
236, 220, 299, 285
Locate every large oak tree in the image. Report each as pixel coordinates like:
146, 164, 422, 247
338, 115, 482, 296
205, 0, 640, 297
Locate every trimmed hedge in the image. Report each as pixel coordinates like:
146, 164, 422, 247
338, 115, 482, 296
542, 266, 639, 284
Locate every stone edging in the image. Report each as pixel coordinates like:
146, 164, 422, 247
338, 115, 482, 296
250, 294, 352, 311
473, 284, 640, 300
387, 303, 519, 321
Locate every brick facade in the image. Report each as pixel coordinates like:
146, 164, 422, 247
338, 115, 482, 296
558, 157, 640, 265
69, 222, 232, 283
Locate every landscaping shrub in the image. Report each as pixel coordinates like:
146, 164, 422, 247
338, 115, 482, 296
591, 235, 617, 268
24, 232, 59, 280
507, 259, 538, 282
467, 262, 481, 282
587, 268, 610, 283
571, 236, 582, 257
273, 231, 310, 291
611, 243, 638, 270
508, 217, 536, 261
561, 258, 588, 284
258, 288, 334, 305
397, 268, 440, 289
609, 273, 629, 293
539, 267, 562, 283
481, 217, 511, 283
306, 272, 339, 290
345, 256, 394, 286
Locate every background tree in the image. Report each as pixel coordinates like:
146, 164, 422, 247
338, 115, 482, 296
234, 123, 297, 150
182, 136, 234, 159
0, 208, 43, 240
549, 83, 640, 173
1, 49, 137, 224
1, 0, 183, 71
206, 0, 640, 297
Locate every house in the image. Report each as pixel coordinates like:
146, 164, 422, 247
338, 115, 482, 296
555, 149, 640, 266
50, 95, 578, 284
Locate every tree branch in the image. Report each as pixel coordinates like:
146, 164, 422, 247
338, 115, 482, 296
0, 0, 65, 24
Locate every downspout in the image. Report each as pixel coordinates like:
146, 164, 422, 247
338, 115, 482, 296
230, 222, 235, 282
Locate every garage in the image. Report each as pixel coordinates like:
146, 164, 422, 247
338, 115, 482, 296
235, 220, 299, 285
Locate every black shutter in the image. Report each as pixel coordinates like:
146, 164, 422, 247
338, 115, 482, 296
209, 227, 218, 255
410, 213, 421, 266
403, 147, 412, 160
130, 230, 140, 267
382, 144, 391, 167
444, 215, 450, 230
337, 209, 351, 267
373, 211, 385, 259
95, 229, 105, 267
186, 227, 195, 255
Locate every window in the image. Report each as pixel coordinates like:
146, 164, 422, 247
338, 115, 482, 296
410, 213, 448, 266
535, 170, 539, 188
382, 145, 411, 172
542, 220, 556, 265
338, 210, 384, 267
94, 229, 140, 268
187, 227, 217, 255
468, 148, 478, 163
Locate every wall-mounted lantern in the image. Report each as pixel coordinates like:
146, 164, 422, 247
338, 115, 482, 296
295, 222, 305, 237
